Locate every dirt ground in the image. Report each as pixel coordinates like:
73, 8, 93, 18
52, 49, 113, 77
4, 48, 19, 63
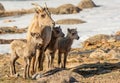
0, 48, 120, 83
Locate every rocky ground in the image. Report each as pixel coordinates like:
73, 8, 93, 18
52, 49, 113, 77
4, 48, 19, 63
0, 47, 120, 83
1, 30, 120, 83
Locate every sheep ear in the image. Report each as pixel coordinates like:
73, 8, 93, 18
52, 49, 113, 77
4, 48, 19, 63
34, 8, 40, 14
67, 28, 71, 32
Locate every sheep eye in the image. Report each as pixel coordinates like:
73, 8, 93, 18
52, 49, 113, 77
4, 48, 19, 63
72, 33, 76, 35
41, 14, 46, 18
56, 30, 60, 33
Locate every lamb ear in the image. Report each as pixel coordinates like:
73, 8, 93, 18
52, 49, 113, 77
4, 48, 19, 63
31, 32, 35, 37
67, 28, 71, 32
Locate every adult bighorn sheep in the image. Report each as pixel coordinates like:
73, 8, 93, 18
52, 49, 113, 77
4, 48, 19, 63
27, 3, 55, 73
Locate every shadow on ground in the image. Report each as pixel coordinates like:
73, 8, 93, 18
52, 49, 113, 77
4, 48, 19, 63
71, 62, 120, 78
42, 62, 120, 78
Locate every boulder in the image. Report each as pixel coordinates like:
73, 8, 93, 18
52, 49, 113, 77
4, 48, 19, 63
0, 26, 27, 34
78, 0, 97, 9
57, 4, 81, 14
89, 49, 108, 59
90, 47, 120, 60
37, 70, 83, 83
107, 47, 120, 59
115, 31, 120, 36
0, 3, 5, 11
83, 34, 110, 48
48, 7, 59, 14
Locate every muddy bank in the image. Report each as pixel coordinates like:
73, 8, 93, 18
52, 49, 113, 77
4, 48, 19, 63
0, 8, 34, 17
0, 39, 26, 44
0, 26, 27, 34
56, 18, 85, 24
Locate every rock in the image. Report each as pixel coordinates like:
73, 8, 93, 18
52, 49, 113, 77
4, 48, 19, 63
90, 46, 120, 60
47, 4, 81, 14
107, 48, 120, 59
115, 31, 120, 36
89, 49, 108, 59
3, 19, 15, 23
0, 39, 26, 44
48, 7, 59, 14
83, 34, 110, 48
32, 73, 43, 80
56, 19, 85, 24
78, 0, 97, 9
107, 37, 116, 43
0, 3, 5, 11
0, 8, 34, 17
0, 26, 27, 34
37, 70, 82, 83
57, 4, 81, 14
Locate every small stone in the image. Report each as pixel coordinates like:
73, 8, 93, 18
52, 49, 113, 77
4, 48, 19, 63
32, 73, 43, 80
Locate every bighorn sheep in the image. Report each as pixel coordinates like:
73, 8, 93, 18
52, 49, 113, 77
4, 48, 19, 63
56, 28, 79, 68
45, 26, 64, 69
27, 3, 55, 73
10, 33, 43, 79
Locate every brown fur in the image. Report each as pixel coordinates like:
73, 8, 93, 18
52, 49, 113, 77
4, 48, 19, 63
45, 26, 64, 69
27, 4, 55, 73
10, 33, 43, 79
56, 28, 79, 68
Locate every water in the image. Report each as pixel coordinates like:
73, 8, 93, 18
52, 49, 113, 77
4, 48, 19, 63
0, 0, 120, 54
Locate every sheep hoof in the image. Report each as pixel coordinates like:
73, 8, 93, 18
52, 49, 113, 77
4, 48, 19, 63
10, 73, 20, 78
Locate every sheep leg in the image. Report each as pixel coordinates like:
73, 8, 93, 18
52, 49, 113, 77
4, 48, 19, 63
47, 53, 51, 68
38, 47, 45, 71
38, 50, 45, 71
34, 49, 40, 72
30, 56, 35, 75
58, 51, 62, 68
27, 57, 32, 78
10, 52, 18, 76
23, 57, 28, 79
63, 52, 68, 68
50, 52, 55, 68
